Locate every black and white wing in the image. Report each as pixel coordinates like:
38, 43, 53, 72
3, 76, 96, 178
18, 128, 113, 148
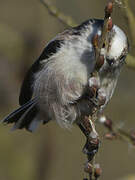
19, 19, 100, 106
19, 39, 63, 105
2, 39, 64, 131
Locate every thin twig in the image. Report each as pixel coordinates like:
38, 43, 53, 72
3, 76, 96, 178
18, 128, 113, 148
98, 1, 114, 53
93, 1, 114, 72
84, 2, 115, 179
122, 0, 135, 46
99, 114, 135, 146
40, 0, 77, 27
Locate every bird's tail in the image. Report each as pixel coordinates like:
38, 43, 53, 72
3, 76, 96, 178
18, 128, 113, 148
2, 98, 42, 132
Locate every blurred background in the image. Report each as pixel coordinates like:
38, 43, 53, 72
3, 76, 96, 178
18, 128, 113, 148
0, 0, 135, 180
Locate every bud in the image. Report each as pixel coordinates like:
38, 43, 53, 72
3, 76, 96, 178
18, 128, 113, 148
94, 164, 102, 178
92, 34, 99, 48
130, 130, 135, 145
90, 138, 100, 146
83, 137, 100, 160
84, 162, 93, 174
99, 115, 113, 131
88, 76, 100, 97
89, 77, 100, 89
108, 17, 113, 31
105, 1, 113, 18
95, 55, 105, 71
130, 130, 135, 140
89, 87, 97, 98
104, 118, 113, 131
105, 132, 116, 140
97, 88, 106, 106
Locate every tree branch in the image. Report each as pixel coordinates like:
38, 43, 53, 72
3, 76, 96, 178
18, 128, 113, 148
99, 114, 135, 146
40, 0, 77, 27
122, 0, 135, 46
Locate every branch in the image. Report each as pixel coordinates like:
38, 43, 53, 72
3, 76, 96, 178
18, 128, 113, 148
122, 0, 135, 46
99, 114, 135, 146
82, 1, 115, 180
93, 1, 114, 71
40, 0, 77, 27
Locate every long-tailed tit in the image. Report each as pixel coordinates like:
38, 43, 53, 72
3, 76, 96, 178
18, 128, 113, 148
2, 19, 129, 132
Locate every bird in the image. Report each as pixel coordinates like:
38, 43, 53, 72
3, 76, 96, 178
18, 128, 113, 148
2, 19, 129, 132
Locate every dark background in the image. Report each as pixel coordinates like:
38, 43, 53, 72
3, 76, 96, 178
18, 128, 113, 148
0, 0, 135, 180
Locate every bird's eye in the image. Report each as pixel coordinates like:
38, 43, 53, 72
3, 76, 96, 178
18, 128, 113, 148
106, 58, 114, 66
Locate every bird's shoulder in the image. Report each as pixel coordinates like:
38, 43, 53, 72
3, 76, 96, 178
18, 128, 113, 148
19, 36, 66, 106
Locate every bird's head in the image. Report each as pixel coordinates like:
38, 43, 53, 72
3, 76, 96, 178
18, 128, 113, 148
78, 19, 129, 70
104, 25, 129, 68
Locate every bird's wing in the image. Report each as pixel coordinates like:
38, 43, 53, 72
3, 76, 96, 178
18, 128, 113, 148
19, 39, 64, 105
19, 19, 98, 106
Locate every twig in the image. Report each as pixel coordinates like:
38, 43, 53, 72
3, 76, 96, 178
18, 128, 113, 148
40, 0, 77, 27
83, 1, 115, 180
122, 0, 135, 46
93, 1, 114, 72
99, 114, 135, 146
